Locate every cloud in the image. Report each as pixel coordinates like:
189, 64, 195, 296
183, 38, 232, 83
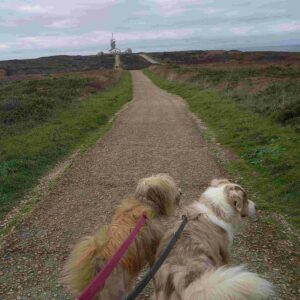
1, 0, 299, 60
164, 8, 186, 16
0, 2, 52, 16
16, 29, 194, 50
167, 13, 291, 29
118, 29, 193, 41
133, 10, 152, 16
0, 43, 10, 50
17, 4, 51, 14
0, 0, 118, 31
229, 20, 300, 37
1, 0, 119, 17
202, 7, 225, 15
48, 18, 79, 29
277, 21, 300, 32
230, 26, 253, 35
154, 0, 209, 16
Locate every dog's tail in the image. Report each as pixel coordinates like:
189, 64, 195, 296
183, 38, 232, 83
182, 265, 273, 300
62, 227, 108, 294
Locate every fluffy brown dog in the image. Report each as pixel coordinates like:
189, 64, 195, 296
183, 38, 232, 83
153, 179, 273, 300
62, 173, 181, 299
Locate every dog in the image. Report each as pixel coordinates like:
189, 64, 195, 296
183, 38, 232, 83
62, 173, 182, 299
153, 179, 273, 300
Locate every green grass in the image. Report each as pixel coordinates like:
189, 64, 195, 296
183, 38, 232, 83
0, 76, 94, 138
144, 69, 300, 229
184, 65, 300, 83
0, 71, 132, 218
169, 65, 300, 130
0, 54, 115, 75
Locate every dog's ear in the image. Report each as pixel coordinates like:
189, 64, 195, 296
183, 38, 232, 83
233, 197, 243, 212
225, 185, 247, 214
135, 176, 175, 216
146, 184, 173, 215
210, 178, 230, 187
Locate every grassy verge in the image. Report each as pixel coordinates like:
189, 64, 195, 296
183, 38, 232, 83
0, 71, 132, 219
0, 76, 94, 138
144, 69, 300, 229
157, 65, 300, 130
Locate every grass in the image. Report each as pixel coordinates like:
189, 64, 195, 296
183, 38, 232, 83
149, 50, 300, 65
0, 71, 132, 219
169, 65, 300, 130
144, 69, 300, 229
120, 54, 151, 70
0, 54, 115, 75
0, 76, 96, 138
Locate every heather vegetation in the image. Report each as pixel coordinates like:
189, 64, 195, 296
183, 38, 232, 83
0, 54, 115, 76
149, 50, 300, 65
120, 54, 151, 70
150, 64, 300, 131
0, 71, 132, 218
0, 76, 91, 138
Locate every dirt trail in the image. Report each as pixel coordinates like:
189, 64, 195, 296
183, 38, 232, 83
139, 54, 160, 64
114, 54, 121, 69
0, 71, 297, 299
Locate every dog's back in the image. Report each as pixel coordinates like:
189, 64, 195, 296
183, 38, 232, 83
153, 212, 230, 300
153, 205, 272, 300
62, 199, 156, 292
62, 173, 182, 299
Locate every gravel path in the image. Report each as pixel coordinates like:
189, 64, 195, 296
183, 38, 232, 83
0, 71, 298, 299
0, 71, 223, 299
139, 54, 160, 65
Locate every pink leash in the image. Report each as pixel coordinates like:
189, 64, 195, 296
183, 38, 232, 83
77, 214, 147, 300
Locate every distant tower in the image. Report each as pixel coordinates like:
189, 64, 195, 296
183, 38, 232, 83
110, 33, 116, 51
109, 33, 120, 54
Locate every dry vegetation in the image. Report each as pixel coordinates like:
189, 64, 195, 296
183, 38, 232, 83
0, 68, 131, 219
0, 54, 115, 77
120, 54, 151, 70
149, 59, 300, 131
149, 49, 300, 65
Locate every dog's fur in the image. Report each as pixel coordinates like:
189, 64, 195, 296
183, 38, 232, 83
62, 173, 181, 299
153, 179, 273, 300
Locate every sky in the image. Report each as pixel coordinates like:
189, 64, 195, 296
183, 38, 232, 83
0, 0, 299, 60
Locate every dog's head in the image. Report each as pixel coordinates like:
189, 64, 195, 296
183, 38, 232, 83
135, 173, 182, 216
206, 179, 256, 220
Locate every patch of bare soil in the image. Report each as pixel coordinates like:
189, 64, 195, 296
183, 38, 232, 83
0, 71, 298, 300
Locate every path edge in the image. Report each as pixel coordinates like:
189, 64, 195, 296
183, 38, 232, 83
0, 92, 132, 246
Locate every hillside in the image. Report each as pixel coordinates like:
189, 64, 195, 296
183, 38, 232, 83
0, 55, 115, 76
149, 50, 300, 65
0, 53, 152, 81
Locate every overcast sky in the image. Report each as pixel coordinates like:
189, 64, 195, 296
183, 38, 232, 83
0, 0, 299, 60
